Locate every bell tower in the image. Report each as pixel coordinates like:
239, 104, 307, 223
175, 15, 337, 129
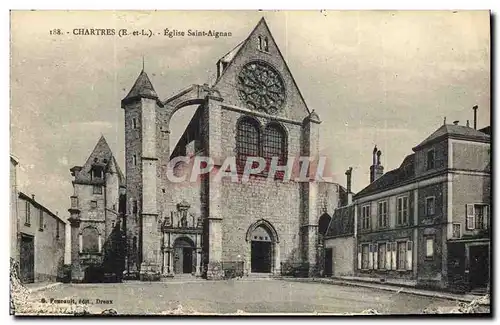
121, 69, 162, 280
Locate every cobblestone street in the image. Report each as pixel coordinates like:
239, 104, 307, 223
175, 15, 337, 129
28, 279, 458, 315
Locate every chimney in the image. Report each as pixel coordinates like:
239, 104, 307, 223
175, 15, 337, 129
345, 167, 353, 205
466, 120, 470, 128
370, 146, 384, 183
31, 194, 35, 201
473, 105, 478, 130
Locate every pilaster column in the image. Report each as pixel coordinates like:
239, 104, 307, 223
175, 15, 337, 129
68, 212, 84, 282
168, 249, 174, 275
274, 244, 281, 276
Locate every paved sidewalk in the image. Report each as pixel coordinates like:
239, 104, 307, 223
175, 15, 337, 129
279, 277, 484, 303
24, 282, 62, 293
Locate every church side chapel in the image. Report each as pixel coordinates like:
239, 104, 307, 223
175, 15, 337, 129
120, 18, 345, 281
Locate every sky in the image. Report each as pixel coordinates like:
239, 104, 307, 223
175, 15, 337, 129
10, 10, 490, 221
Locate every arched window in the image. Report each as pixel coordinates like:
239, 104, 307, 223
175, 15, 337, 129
258, 36, 262, 51
236, 117, 260, 170
263, 124, 287, 170
264, 37, 269, 52
81, 227, 99, 253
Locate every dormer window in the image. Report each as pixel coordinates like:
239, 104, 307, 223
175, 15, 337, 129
92, 168, 103, 180
426, 149, 435, 170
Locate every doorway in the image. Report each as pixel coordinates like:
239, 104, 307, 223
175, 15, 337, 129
325, 247, 333, 277
469, 244, 489, 289
250, 225, 274, 273
173, 237, 195, 274
251, 241, 272, 273
20, 234, 34, 283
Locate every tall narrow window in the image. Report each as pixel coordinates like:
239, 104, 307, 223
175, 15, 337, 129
132, 154, 137, 166
92, 168, 103, 180
426, 197, 435, 216
25, 201, 31, 225
236, 117, 260, 171
264, 37, 269, 51
258, 36, 262, 50
361, 205, 371, 230
427, 149, 435, 170
397, 196, 409, 225
39, 210, 44, 231
425, 237, 434, 258
452, 223, 461, 238
361, 244, 370, 269
263, 124, 287, 176
132, 200, 138, 216
132, 117, 137, 129
377, 201, 388, 228
397, 241, 406, 270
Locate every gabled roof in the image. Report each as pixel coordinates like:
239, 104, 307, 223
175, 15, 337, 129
121, 70, 159, 107
72, 136, 124, 186
355, 154, 415, 199
325, 205, 355, 238
18, 191, 66, 224
413, 124, 490, 151
213, 17, 311, 115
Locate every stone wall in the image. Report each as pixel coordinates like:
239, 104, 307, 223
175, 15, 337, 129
16, 196, 66, 282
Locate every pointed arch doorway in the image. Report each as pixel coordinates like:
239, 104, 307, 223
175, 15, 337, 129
246, 219, 279, 274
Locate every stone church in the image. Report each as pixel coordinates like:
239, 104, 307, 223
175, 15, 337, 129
120, 18, 346, 280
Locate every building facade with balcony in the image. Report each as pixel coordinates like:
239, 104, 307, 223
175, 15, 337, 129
353, 120, 490, 292
68, 136, 126, 282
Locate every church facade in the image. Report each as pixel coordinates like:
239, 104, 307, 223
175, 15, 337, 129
120, 18, 344, 280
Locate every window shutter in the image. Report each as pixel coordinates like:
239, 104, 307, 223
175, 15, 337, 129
385, 241, 391, 270
373, 243, 378, 269
466, 204, 475, 230
391, 243, 397, 270
368, 244, 374, 269
357, 245, 362, 269
484, 205, 489, 229
406, 241, 413, 270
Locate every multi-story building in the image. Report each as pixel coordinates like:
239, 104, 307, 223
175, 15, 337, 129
68, 136, 126, 282
11, 155, 67, 284
352, 116, 490, 292
13, 189, 66, 285
120, 17, 342, 280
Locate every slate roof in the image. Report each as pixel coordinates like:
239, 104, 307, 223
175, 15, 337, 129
479, 126, 491, 136
121, 70, 159, 106
412, 124, 490, 151
325, 205, 355, 238
355, 154, 415, 199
